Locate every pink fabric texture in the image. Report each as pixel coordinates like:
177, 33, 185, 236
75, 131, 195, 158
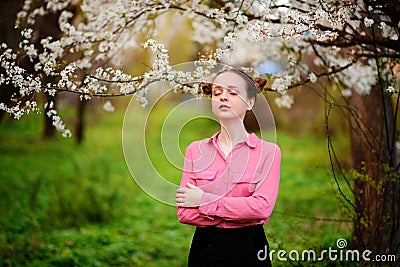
177, 132, 281, 228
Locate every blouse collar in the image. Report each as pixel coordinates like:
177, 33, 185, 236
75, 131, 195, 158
208, 131, 259, 148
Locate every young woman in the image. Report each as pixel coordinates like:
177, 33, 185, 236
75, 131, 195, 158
176, 69, 281, 267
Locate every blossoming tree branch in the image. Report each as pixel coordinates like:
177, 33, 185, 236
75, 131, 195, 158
0, 0, 399, 262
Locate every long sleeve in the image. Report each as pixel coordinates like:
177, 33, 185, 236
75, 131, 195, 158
176, 144, 224, 226
198, 145, 281, 223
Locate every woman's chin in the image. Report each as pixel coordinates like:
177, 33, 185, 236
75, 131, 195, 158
214, 114, 244, 122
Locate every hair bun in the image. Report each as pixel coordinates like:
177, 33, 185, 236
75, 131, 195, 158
253, 78, 267, 91
201, 82, 213, 95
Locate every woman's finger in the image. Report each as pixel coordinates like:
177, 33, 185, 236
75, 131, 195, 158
176, 187, 186, 193
175, 192, 185, 198
176, 193, 186, 200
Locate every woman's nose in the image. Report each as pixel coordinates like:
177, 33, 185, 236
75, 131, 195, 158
220, 91, 228, 101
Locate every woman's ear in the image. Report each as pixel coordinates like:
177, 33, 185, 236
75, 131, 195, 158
247, 97, 255, 110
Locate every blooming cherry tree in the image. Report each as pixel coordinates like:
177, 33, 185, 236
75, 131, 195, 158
1, 0, 399, 261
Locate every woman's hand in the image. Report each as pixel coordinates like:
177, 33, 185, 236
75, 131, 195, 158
176, 182, 204, 207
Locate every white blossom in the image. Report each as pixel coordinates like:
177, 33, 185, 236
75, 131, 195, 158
224, 32, 237, 47
0, 0, 394, 134
46, 108, 72, 137
103, 101, 115, 112
21, 28, 33, 39
275, 94, 294, 109
386, 86, 396, 94
309, 73, 317, 83
364, 17, 374, 27
341, 89, 352, 97
271, 76, 294, 94
341, 61, 377, 95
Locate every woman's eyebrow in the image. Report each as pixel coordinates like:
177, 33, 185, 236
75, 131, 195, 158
212, 84, 239, 89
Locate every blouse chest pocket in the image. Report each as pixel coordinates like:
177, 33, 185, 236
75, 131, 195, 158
231, 172, 262, 194
190, 170, 218, 187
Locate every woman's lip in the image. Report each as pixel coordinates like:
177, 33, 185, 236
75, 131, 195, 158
219, 104, 231, 109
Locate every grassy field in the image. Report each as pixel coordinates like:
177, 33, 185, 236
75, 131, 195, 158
0, 99, 353, 266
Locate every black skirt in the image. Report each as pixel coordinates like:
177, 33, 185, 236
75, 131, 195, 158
188, 224, 272, 267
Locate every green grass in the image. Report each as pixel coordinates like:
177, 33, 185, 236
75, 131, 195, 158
0, 99, 353, 266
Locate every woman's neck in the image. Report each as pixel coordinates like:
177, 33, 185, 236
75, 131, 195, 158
218, 119, 249, 148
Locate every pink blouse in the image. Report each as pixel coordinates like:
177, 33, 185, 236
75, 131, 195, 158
177, 132, 281, 228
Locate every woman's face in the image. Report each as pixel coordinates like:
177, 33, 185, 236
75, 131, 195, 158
211, 72, 254, 121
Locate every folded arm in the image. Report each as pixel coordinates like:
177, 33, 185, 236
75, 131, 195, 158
198, 145, 281, 223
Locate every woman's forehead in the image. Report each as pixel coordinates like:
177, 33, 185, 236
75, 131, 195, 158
213, 72, 247, 89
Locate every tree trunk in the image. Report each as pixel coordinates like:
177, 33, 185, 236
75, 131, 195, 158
35, 12, 62, 139
75, 99, 86, 144
0, 0, 24, 121
349, 84, 400, 264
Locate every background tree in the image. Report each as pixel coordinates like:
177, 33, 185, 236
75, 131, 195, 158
0, 0, 399, 264
0, 0, 24, 122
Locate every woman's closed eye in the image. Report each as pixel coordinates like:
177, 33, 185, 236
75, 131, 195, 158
212, 89, 222, 96
212, 89, 238, 96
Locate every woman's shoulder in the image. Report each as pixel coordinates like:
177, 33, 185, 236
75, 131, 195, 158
185, 137, 213, 151
250, 133, 280, 150
257, 139, 281, 156
260, 140, 280, 148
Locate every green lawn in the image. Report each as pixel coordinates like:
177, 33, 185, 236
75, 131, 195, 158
0, 99, 352, 266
